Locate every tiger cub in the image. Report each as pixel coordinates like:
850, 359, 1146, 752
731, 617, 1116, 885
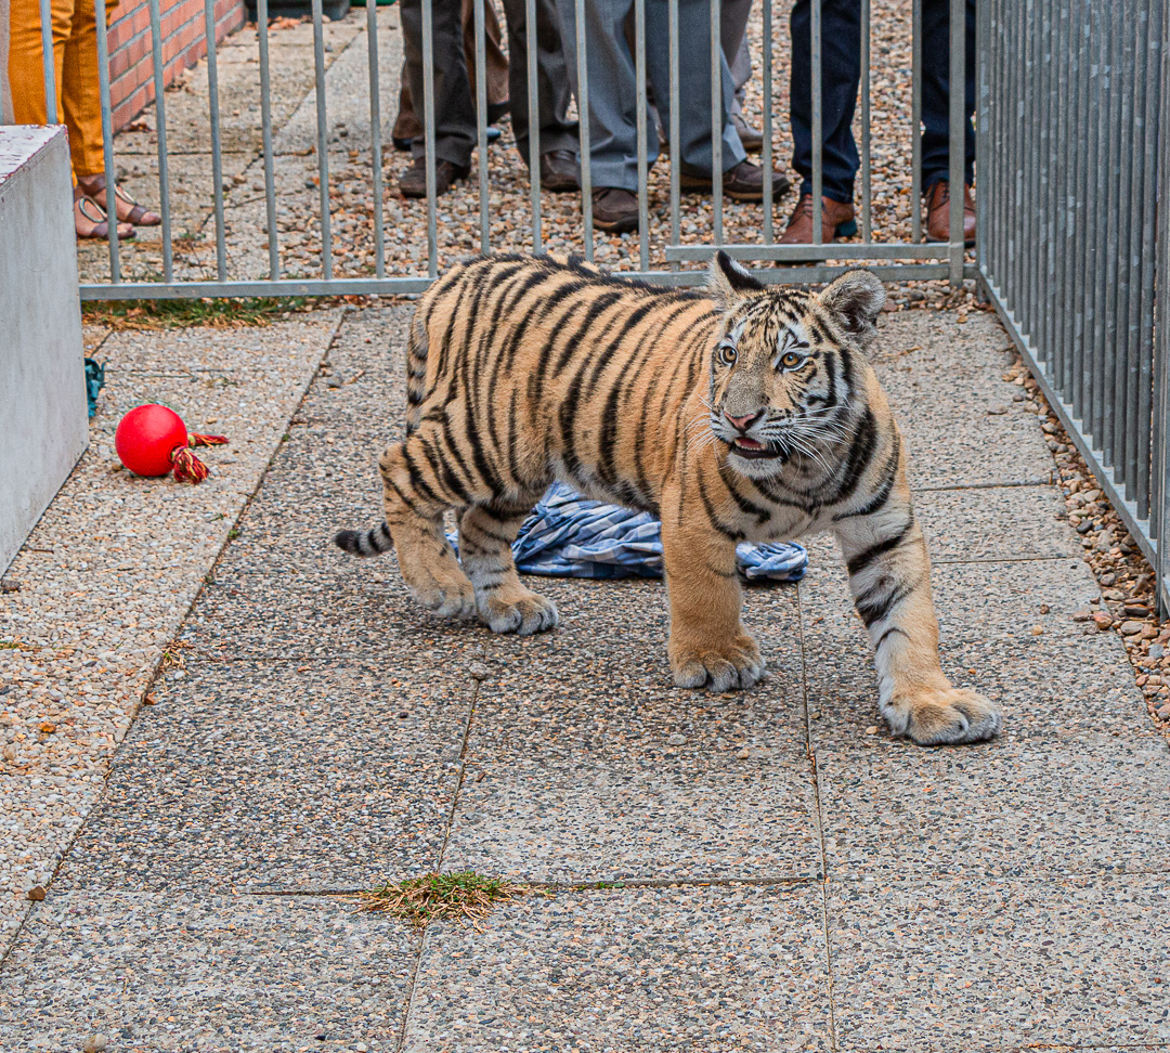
335, 252, 1001, 746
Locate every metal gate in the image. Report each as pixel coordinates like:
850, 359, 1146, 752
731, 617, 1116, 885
21, 0, 976, 298
975, 0, 1170, 610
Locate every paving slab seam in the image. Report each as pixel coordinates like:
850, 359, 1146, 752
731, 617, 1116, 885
799, 569, 841, 1053
393, 675, 484, 1053
0, 307, 348, 971
912, 479, 1055, 491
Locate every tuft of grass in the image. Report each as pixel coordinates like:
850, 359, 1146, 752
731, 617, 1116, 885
82, 296, 311, 331
354, 871, 523, 927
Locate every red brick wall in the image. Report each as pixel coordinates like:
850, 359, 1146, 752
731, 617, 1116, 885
106, 0, 246, 131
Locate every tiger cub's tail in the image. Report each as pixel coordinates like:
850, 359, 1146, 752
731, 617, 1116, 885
333, 521, 394, 557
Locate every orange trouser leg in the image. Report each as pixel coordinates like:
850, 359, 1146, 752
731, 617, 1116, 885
60, 0, 105, 178
6, 0, 104, 182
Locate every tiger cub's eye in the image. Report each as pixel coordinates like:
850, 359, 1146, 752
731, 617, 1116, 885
717, 343, 737, 366
780, 350, 805, 370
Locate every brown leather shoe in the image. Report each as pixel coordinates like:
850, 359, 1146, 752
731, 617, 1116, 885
592, 187, 638, 233
925, 180, 976, 245
399, 156, 470, 198
539, 149, 580, 193
732, 113, 764, 153
777, 193, 858, 246
679, 160, 789, 202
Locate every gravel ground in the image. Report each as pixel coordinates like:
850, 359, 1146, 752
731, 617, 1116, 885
78, 1, 979, 314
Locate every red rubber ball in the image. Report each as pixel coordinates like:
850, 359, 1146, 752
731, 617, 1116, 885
115, 404, 188, 477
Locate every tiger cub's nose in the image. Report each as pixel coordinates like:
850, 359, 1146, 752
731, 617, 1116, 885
724, 410, 764, 433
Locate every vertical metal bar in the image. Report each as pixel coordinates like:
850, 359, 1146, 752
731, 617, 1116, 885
669, 0, 680, 271
1072, 0, 1096, 417
810, 0, 822, 246
1134, 0, 1163, 518
974, 0, 988, 285
761, 0, 774, 243
203, 0, 228, 281
910, 0, 922, 242
635, 0, 649, 267
93, 0, 120, 281
147, 0, 174, 282
1051, 0, 1073, 397
1006, 0, 1023, 324
1110, 3, 1136, 479
1017, 0, 1034, 340
257, 0, 280, 279
1033, 3, 1053, 365
311, 0, 333, 279
366, 0, 385, 277
421, 0, 438, 276
574, 0, 593, 259
1092, 5, 1119, 449
38, 0, 56, 124
860, 0, 871, 242
1154, 0, 1170, 611
475, 0, 490, 253
711, 0, 723, 245
526, 0, 542, 251
946, 0, 963, 284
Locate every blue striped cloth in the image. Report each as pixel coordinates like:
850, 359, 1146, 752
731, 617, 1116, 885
453, 483, 807, 583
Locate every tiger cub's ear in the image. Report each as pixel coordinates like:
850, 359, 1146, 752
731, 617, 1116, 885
819, 269, 886, 348
707, 251, 765, 309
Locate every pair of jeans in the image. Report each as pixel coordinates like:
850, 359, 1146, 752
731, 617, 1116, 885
790, 0, 975, 203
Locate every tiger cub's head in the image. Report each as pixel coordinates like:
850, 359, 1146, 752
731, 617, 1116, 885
704, 251, 886, 478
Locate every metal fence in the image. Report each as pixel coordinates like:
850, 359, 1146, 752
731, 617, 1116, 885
26, 0, 976, 298
974, 0, 1169, 610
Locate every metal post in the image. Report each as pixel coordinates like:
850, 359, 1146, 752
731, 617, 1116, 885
204, 0, 228, 281
147, 0, 174, 282
810, 0, 823, 245
421, 0, 438, 277
525, 0, 541, 251
258, 0, 280, 279
475, 0, 491, 253
366, 0, 386, 277
635, 0, 649, 267
575, 0, 593, 259
93, 0, 120, 282
311, 0, 333, 279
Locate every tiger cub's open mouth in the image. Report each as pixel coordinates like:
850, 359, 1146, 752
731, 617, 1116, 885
730, 437, 785, 460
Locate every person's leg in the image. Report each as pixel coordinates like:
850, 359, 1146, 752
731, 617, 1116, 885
393, 61, 422, 143
400, 0, 475, 168
554, 0, 644, 190
920, 0, 976, 191
646, 0, 743, 176
7, 0, 69, 127
789, 0, 861, 204
461, 0, 509, 115
500, 0, 578, 158
59, 0, 105, 182
721, 0, 752, 117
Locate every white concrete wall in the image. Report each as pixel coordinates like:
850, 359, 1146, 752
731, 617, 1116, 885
0, 126, 88, 574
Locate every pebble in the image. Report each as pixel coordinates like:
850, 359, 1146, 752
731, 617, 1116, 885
83, 1036, 108, 1053
1091, 611, 1113, 630
27, 885, 46, 901
1071, 608, 1092, 622
467, 661, 491, 680
1150, 644, 1165, 659
1120, 621, 1145, 636
666, 733, 687, 747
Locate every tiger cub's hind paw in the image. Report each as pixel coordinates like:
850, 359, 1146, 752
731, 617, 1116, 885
478, 588, 559, 636
884, 687, 1001, 746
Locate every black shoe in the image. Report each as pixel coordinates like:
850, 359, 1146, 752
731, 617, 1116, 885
392, 136, 413, 152
399, 156, 470, 198
592, 186, 638, 233
539, 149, 580, 192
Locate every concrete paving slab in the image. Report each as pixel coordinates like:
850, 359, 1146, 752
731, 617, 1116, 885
913, 484, 1079, 563
804, 628, 1149, 746
403, 883, 832, 1052
444, 664, 816, 883
0, 891, 415, 1052
57, 660, 471, 893
828, 874, 1170, 1049
799, 552, 1101, 645
816, 733, 1170, 879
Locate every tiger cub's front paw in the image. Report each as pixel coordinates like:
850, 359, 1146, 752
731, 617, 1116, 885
670, 635, 765, 692
884, 687, 1001, 746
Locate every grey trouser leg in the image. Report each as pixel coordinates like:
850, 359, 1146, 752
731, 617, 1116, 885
500, 0, 579, 158
722, 0, 753, 116
400, 0, 476, 168
556, 0, 744, 189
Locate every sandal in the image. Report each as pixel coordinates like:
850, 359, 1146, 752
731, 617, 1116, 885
74, 192, 135, 241
76, 174, 161, 227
